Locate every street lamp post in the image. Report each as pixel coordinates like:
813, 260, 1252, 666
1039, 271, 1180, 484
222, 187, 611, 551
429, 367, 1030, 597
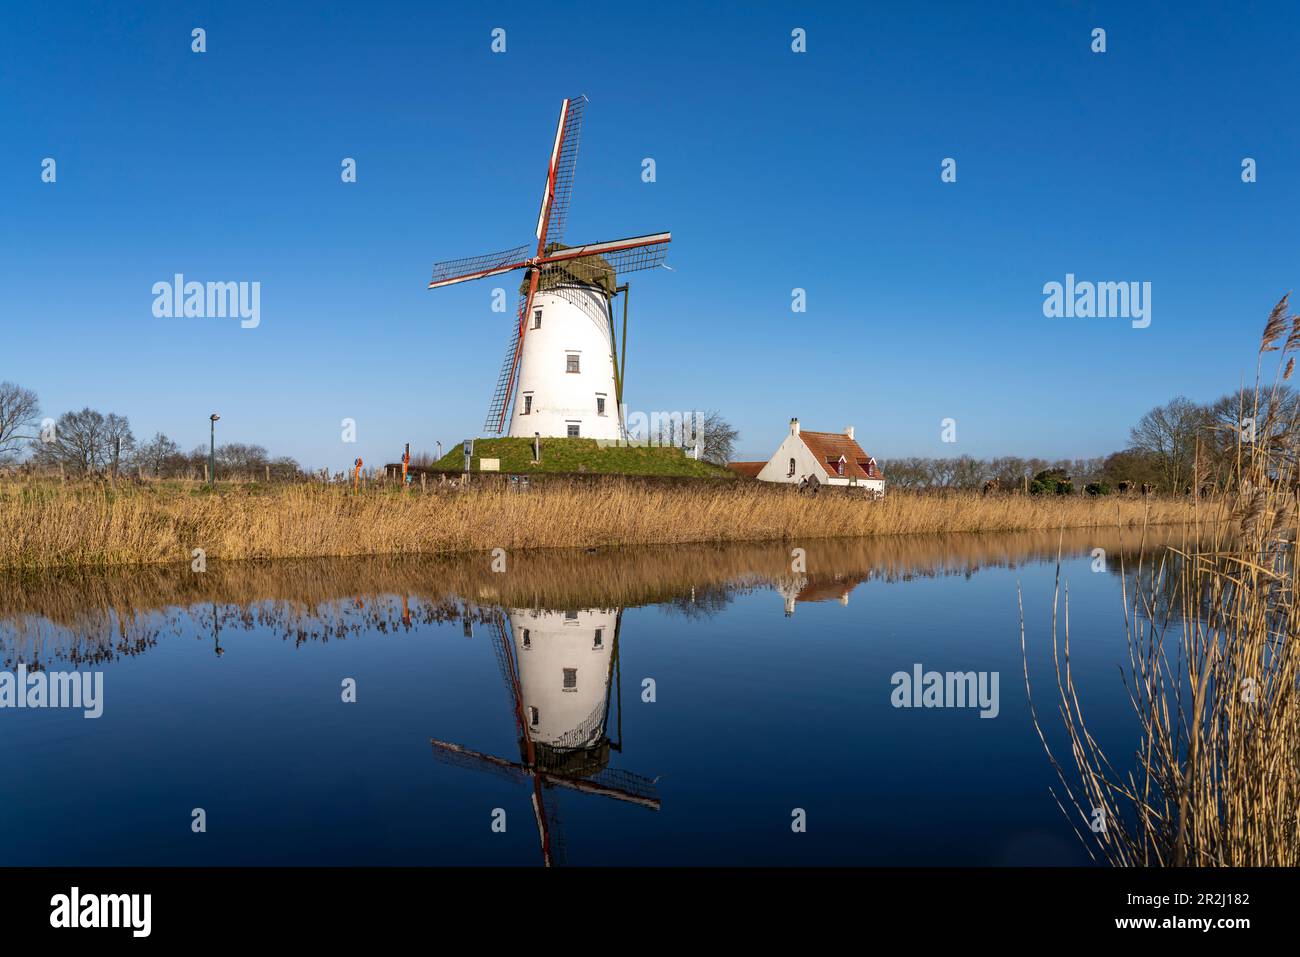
209, 413, 220, 485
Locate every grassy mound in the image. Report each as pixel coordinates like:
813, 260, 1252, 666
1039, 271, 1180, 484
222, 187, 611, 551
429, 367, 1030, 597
428, 437, 733, 478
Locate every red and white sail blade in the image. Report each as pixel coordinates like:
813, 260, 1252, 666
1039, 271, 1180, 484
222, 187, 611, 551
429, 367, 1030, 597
534, 95, 586, 251
428, 244, 532, 289
538, 231, 671, 277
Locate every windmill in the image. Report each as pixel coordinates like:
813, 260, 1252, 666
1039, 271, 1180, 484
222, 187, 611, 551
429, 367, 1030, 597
430, 607, 660, 866
427, 95, 671, 440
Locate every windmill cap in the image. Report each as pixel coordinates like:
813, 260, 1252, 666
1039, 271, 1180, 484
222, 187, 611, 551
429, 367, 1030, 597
522, 242, 618, 296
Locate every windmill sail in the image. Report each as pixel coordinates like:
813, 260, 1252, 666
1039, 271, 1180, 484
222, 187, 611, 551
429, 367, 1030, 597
539, 233, 671, 286
484, 313, 522, 433
484, 283, 534, 433
428, 244, 531, 289
537, 95, 586, 249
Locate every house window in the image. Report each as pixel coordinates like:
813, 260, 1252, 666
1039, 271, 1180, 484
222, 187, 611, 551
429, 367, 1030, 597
522, 628, 530, 648
566, 354, 580, 374
533, 309, 542, 329
567, 422, 580, 438
860, 460, 874, 477
564, 610, 578, 621
837, 459, 845, 476
788, 458, 796, 477
593, 628, 603, 649
563, 668, 577, 691
596, 395, 606, 415
522, 393, 532, 415
529, 706, 539, 726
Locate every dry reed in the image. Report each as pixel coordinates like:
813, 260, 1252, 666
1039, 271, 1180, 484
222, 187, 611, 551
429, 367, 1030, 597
0, 478, 1197, 571
1023, 294, 1300, 866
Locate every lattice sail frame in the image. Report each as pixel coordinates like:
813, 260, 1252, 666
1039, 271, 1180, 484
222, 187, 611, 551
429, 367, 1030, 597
428, 244, 532, 289
537, 95, 585, 249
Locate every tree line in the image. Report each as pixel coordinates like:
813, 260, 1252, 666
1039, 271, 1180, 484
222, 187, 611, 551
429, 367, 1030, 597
883, 388, 1291, 494
4, 375, 1274, 490
0, 382, 301, 479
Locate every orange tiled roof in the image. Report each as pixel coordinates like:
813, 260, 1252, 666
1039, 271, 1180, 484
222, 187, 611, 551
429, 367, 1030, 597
728, 461, 766, 478
797, 431, 883, 480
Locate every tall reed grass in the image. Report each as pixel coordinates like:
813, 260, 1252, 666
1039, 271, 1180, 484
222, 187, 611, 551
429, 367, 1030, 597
1024, 294, 1300, 866
0, 478, 1197, 571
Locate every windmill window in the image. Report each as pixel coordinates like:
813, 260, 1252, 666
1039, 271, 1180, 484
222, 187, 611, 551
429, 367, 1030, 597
529, 706, 539, 726
522, 628, 531, 648
533, 309, 542, 329
596, 395, 606, 415
593, 628, 603, 649
522, 394, 533, 415
566, 354, 580, 374
567, 422, 580, 438
563, 668, 577, 691
788, 457, 796, 477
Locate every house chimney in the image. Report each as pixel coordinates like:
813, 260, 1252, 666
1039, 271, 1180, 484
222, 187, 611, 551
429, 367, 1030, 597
790, 417, 800, 436
845, 426, 854, 441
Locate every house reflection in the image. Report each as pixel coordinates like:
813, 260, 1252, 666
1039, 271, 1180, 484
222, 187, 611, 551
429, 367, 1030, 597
778, 576, 862, 616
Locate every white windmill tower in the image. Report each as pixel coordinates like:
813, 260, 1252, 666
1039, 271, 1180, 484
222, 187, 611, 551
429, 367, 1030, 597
428, 95, 671, 440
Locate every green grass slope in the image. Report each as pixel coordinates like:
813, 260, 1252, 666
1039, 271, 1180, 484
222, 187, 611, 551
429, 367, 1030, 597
428, 437, 734, 478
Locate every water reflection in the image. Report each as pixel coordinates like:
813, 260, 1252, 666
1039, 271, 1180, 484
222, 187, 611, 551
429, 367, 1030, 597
431, 607, 658, 866
0, 526, 1200, 865
1, 528, 1177, 669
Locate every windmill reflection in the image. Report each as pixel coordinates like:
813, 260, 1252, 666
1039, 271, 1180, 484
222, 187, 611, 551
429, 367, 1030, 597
431, 607, 659, 866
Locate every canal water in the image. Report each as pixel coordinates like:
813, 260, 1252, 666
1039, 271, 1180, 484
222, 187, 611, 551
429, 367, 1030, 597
0, 529, 1174, 865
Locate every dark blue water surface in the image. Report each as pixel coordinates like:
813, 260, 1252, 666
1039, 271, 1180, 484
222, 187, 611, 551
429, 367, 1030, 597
0, 530, 1164, 865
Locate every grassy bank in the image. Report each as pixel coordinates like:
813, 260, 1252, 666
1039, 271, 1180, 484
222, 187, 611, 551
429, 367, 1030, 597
0, 476, 1199, 571
427, 436, 733, 477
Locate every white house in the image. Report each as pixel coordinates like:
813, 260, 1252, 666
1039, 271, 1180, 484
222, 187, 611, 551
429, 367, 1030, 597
732, 419, 885, 494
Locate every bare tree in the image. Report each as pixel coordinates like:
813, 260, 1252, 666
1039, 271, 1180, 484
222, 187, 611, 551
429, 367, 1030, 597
216, 442, 270, 477
0, 382, 40, 462
1202, 386, 1300, 488
695, 410, 738, 465
267, 456, 302, 481
104, 413, 134, 477
1129, 397, 1211, 493
135, 432, 183, 477
29, 407, 134, 475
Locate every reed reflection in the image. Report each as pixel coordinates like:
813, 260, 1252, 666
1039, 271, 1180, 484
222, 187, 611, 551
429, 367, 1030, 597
0, 527, 1192, 669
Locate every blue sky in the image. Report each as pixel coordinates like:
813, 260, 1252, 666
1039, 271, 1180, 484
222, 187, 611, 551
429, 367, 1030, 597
3, 1, 1298, 468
